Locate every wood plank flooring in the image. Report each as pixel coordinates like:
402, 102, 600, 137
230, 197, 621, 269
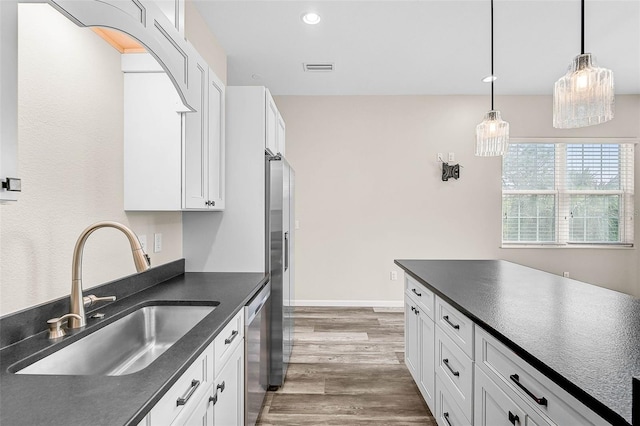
257, 307, 436, 425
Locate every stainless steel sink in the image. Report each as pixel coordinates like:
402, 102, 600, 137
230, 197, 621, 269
15, 304, 216, 376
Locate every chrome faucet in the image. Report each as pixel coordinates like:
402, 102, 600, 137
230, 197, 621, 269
66, 221, 151, 330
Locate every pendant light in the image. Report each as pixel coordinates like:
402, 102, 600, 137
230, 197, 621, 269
476, 0, 509, 157
553, 0, 614, 128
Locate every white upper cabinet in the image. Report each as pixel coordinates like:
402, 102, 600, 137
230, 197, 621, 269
0, 0, 19, 202
122, 52, 225, 211
265, 89, 285, 156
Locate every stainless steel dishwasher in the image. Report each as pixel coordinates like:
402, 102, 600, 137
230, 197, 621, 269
245, 282, 271, 426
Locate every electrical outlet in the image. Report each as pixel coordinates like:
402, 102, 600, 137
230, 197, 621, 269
448, 152, 455, 162
138, 235, 147, 252
562, 271, 570, 278
390, 271, 398, 281
437, 153, 444, 162
154, 233, 162, 253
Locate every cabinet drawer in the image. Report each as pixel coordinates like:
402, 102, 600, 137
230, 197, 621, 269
214, 309, 244, 377
405, 275, 435, 320
149, 341, 214, 426
435, 375, 472, 426
172, 384, 214, 426
436, 326, 473, 423
475, 327, 608, 426
475, 367, 551, 426
435, 296, 474, 359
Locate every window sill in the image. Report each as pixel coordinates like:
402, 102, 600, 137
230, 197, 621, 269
500, 243, 634, 250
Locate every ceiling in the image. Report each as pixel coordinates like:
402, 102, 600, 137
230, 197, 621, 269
193, 1, 640, 96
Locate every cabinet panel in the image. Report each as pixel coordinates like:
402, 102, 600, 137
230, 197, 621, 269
436, 327, 473, 422
149, 342, 214, 426
404, 296, 420, 382
176, 385, 214, 426
183, 56, 208, 209
265, 90, 278, 155
206, 68, 225, 210
435, 375, 472, 426
123, 72, 184, 210
418, 308, 435, 413
276, 114, 286, 156
214, 342, 244, 426
0, 0, 19, 202
475, 327, 607, 426
436, 296, 474, 359
214, 310, 243, 377
406, 276, 435, 320
475, 367, 550, 426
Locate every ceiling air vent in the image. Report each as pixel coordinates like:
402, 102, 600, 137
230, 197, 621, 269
303, 63, 334, 72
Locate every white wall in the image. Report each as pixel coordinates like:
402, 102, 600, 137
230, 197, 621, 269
0, 4, 185, 316
275, 94, 640, 304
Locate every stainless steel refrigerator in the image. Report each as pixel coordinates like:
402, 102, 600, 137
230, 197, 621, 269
266, 152, 295, 388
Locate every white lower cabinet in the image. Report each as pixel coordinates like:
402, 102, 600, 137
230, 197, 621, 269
213, 342, 244, 426
403, 273, 608, 426
138, 311, 245, 426
179, 385, 215, 426
475, 367, 550, 426
139, 341, 214, 426
435, 375, 472, 426
405, 280, 435, 413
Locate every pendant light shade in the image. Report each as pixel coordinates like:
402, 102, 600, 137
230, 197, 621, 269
476, 110, 509, 156
475, 0, 509, 157
553, 1, 614, 128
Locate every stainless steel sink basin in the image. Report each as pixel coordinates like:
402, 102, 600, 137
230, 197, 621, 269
15, 304, 216, 376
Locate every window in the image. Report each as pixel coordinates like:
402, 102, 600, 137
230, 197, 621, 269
502, 140, 635, 247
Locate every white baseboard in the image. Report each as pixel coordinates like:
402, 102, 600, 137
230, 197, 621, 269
293, 299, 403, 308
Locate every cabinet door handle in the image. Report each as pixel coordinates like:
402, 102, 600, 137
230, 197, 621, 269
442, 358, 460, 377
508, 411, 520, 425
209, 393, 217, 406
225, 330, 239, 345
410, 306, 415, 313
442, 315, 460, 330
510, 374, 548, 406
176, 379, 200, 406
217, 381, 226, 393
411, 288, 422, 297
443, 412, 454, 426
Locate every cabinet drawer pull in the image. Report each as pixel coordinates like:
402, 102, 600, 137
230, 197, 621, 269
509, 411, 520, 425
442, 358, 460, 377
209, 394, 217, 406
176, 379, 200, 406
217, 381, 226, 393
443, 412, 454, 426
225, 330, 239, 345
442, 315, 460, 330
510, 374, 548, 406
411, 288, 422, 297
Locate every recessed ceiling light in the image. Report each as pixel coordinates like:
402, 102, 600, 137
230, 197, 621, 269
482, 75, 497, 83
301, 12, 321, 25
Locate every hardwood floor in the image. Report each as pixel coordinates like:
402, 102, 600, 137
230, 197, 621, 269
256, 307, 436, 425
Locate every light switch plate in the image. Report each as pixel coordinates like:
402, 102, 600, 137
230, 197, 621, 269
154, 233, 162, 253
138, 235, 147, 252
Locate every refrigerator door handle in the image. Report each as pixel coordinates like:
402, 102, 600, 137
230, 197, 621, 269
284, 231, 289, 272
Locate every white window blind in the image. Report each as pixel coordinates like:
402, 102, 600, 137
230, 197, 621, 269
502, 140, 634, 247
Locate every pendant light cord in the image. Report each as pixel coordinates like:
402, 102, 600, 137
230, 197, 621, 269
490, 0, 495, 110
581, 0, 585, 54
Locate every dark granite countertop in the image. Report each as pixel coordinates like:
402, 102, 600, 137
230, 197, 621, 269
0, 264, 267, 426
395, 259, 640, 426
